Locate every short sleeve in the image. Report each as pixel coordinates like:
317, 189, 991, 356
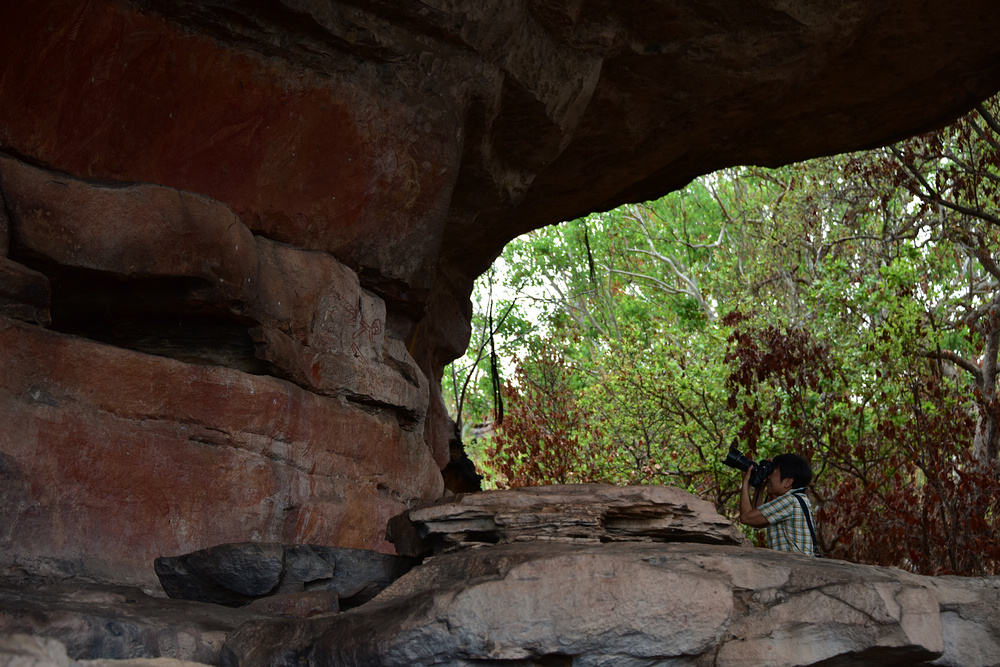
758, 493, 796, 525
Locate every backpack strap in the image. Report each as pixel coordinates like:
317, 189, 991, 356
792, 491, 821, 558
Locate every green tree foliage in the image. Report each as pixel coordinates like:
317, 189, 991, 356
722, 312, 1000, 574
449, 94, 1000, 574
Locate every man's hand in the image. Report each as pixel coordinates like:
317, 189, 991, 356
739, 465, 769, 528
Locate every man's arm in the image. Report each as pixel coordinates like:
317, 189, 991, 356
739, 467, 769, 528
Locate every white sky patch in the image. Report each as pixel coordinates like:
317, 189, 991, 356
468, 252, 551, 380
915, 224, 933, 245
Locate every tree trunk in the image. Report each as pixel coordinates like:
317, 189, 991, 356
973, 303, 1000, 464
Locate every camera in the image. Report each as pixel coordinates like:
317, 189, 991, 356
723, 446, 774, 488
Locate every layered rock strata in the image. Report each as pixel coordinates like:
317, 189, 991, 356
387, 483, 750, 556
0, 155, 441, 586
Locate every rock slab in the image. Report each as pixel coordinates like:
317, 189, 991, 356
388, 483, 750, 557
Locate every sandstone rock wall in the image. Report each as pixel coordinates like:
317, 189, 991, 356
2, 0, 1000, 586
0, 155, 441, 585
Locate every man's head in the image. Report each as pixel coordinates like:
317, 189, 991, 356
765, 453, 813, 496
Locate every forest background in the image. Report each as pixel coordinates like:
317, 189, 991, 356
444, 94, 1000, 577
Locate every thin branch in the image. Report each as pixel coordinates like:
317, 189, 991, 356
925, 349, 983, 385
626, 246, 702, 298
969, 246, 1000, 283
941, 146, 1000, 185
607, 267, 687, 295
974, 101, 1000, 138
891, 147, 1000, 229
541, 271, 612, 341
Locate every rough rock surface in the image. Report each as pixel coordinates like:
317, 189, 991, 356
0, 155, 441, 586
3, 486, 1000, 667
387, 484, 749, 557
0, 311, 438, 586
0, 581, 261, 665
221, 542, 1000, 667
154, 543, 418, 609
4, 1, 1000, 287
0, 633, 210, 667
2, 0, 1000, 590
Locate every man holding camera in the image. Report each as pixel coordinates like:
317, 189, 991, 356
738, 453, 820, 557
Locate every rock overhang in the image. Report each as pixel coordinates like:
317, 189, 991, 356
3, 2, 1000, 314
2, 0, 1000, 589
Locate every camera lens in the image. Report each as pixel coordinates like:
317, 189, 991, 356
723, 447, 754, 472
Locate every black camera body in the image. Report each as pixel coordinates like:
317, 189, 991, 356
723, 446, 774, 488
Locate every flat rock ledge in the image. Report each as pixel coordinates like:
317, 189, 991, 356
387, 484, 750, 557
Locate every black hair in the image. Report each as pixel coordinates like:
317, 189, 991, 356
773, 453, 813, 488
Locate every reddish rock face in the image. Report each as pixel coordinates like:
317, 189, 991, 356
1, 0, 999, 587
0, 0, 458, 288
0, 317, 440, 584
0, 155, 440, 585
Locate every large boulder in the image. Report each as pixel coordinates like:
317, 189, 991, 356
220, 541, 1000, 667
154, 543, 418, 609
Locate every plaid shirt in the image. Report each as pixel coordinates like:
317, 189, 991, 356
758, 489, 817, 556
